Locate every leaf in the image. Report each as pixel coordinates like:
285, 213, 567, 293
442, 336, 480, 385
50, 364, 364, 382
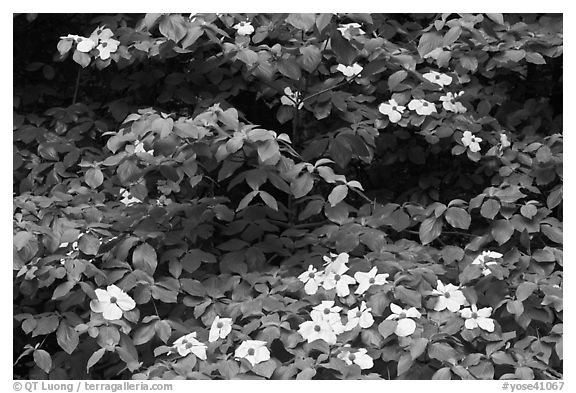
377, 320, 397, 339
417, 32, 443, 57
117, 160, 140, 184
299, 45, 322, 73
246, 169, 267, 190
236, 190, 258, 211
33, 349, 52, 373
277, 58, 302, 80
520, 204, 537, 219
180, 278, 207, 297
259, 191, 278, 211
86, 348, 106, 372
443, 26, 462, 46
159, 14, 188, 43
328, 184, 348, 207
72, 50, 91, 68
361, 59, 388, 77
486, 13, 504, 25
506, 299, 524, 316
432, 367, 452, 380
491, 220, 515, 245
330, 29, 356, 65
394, 286, 422, 308
33, 314, 60, 336
480, 199, 500, 220
525, 52, 546, 65
397, 353, 413, 376
409, 338, 429, 360
253, 359, 277, 378
78, 233, 100, 256
541, 225, 562, 244
85, 168, 104, 188
155, 320, 172, 344
132, 324, 157, 346
57, 321, 79, 354
286, 13, 315, 31
419, 216, 443, 245
256, 140, 281, 165
388, 70, 408, 90
132, 243, 158, 275
52, 281, 75, 300
444, 207, 471, 229
547, 186, 562, 209
290, 173, 314, 199
428, 342, 458, 363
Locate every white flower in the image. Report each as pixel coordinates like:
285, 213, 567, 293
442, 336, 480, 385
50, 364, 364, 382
336, 23, 365, 40
354, 266, 389, 295
280, 87, 303, 109
298, 313, 337, 345
461, 131, 482, 153
378, 99, 405, 123
311, 301, 345, 334
119, 188, 141, 206
322, 262, 356, 297
408, 99, 437, 116
298, 265, 324, 295
89, 26, 114, 42
472, 251, 502, 276
76, 37, 97, 53
134, 140, 154, 155
431, 280, 469, 312
234, 340, 270, 366
423, 70, 452, 87
323, 252, 349, 274
338, 347, 373, 369
173, 332, 207, 359
460, 304, 495, 332
208, 316, 233, 342
345, 301, 374, 330
385, 303, 421, 337
96, 37, 120, 60
336, 63, 363, 78
500, 133, 511, 148
90, 285, 135, 320
233, 21, 254, 36
440, 92, 467, 113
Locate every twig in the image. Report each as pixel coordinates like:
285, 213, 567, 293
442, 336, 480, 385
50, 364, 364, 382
72, 68, 82, 105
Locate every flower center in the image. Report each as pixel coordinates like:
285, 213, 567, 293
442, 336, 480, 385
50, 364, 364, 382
314, 325, 321, 332
308, 272, 315, 278
349, 354, 356, 361
422, 102, 428, 107
392, 106, 397, 111
247, 348, 255, 356
217, 322, 224, 328
185, 342, 193, 349
399, 312, 407, 319
450, 99, 455, 104
334, 274, 341, 281
102, 42, 108, 48
435, 75, 441, 80
444, 293, 451, 298
369, 278, 375, 284
471, 312, 478, 319
356, 311, 363, 318
323, 308, 331, 315
110, 296, 117, 304
181, 339, 188, 345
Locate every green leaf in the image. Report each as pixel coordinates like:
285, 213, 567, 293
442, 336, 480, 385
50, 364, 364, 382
397, 352, 413, 376
256, 140, 281, 165
506, 299, 524, 316
33, 349, 52, 373
525, 52, 546, 65
328, 184, 348, 207
155, 320, 172, 344
286, 13, 315, 31
417, 32, 443, 57
259, 191, 278, 211
480, 199, 500, 220
541, 225, 562, 244
377, 321, 397, 339
388, 70, 408, 90
290, 173, 314, 199
444, 207, 471, 229
432, 367, 452, 380
409, 338, 429, 360
57, 320, 79, 355
132, 324, 157, 346
52, 281, 75, 300
253, 359, 277, 378
72, 50, 91, 68
520, 204, 537, 219
33, 314, 60, 336
277, 58, 302, 80
86, 348, 106, 372
419, 216, 443, 245
246, 169, 267, 190
491, 220, 515, 245
299, 45, 322, 73
180, 278, 207, 297
236, 190, 259, 211
159, 14, 188, 43
132, 243, 158, 275
443, 26, 462, 46
79, 233, 100, 255
486, 13, 504, 25
85, 168, 104, 188
428, 342, 458, 363
330, 29, 356, 65
394, 286, 422, 308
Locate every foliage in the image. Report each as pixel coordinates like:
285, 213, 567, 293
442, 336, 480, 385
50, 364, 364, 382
13, 13, 562, 380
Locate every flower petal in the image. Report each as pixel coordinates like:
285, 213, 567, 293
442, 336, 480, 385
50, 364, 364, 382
102, 303, 123, 320
464, 318, 479, 330
395, 318, 416, 337
354, 352, 374, 369
477, 317, 495, 332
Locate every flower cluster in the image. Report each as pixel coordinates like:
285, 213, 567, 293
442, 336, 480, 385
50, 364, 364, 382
280, 87, 303, 109
233, 21, 254, 36
462, 131, 483, 152
336, 23, 365, 40
336, 63, 363, 79
60, 26, 120, 61
472, 250, 503, 276
298, 253, 389, 296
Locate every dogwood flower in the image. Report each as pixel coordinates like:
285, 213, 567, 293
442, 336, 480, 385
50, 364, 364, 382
385, 303, 421, 337
90, 284, 135, 320
89, 26, 114, 42
440, 92, 467, 113
337, 23, 365, 40
354, 267, 389, 295
322, 262, 356, 297
378, 99, 405, 123
208, 316, 233, 342
233, 21, 254, 36
345, 301, 374, 330
173, 332, 207, 359
472, 251, 502, 276
119, 188, 141, 205
460, 304, 495, 332
76, 37, 97, 53
311, 301, 345, 334
298, 313, 337, 345
500, 133, 511, 148
338, 347, 373, 369
336, 63, 363, 78
298, 265, 324, 295
431, 280, 469, 312
423, 70, 452, 87
461, 131, 482, 152
280, 87, 303, 109
96, 37, 120, 60
323, 252, 349, 274
234, 340, 270, 366
408, 99, 437, 116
